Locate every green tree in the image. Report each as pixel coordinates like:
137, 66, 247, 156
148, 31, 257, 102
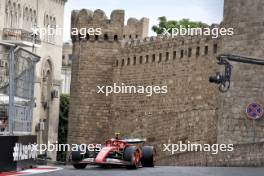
152, 16, 208, 35
57, 94, 70, 162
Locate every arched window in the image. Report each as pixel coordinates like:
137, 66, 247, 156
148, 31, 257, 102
53, 17, 56, 28
44, 14, 47, 25
49, 16, 52, 27
33, 10, 37, 25
29, 8, 33, 26
17, 4, 22, 27
25, 7, 29, 22
11, 2, 17, 28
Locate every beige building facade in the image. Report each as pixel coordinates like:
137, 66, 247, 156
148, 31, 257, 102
0, 0, 67, 160
61, 42, 72, 94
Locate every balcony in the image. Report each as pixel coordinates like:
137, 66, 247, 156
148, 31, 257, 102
2, 28, 41, 47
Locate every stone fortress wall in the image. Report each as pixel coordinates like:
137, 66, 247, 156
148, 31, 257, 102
111, 36, 219, 161
68, 0, 264, 165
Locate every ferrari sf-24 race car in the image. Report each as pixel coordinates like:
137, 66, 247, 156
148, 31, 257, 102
70, 134, 156, 169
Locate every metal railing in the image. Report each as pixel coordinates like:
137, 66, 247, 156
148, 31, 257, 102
0, 42, 40, 135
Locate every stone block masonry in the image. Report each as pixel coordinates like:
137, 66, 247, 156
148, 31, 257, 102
68, 0, 264, 165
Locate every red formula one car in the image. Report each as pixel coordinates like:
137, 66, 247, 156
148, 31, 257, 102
70, 134, 156, 169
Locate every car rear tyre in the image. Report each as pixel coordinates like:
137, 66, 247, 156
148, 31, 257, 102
71, 149, 84, 162
124, 146, 141, 169
73, 163, 87, 169
71, 146, 88, 169
141, 146, 156, 167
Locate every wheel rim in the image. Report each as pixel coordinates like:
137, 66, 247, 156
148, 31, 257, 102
132, 150, 140, 166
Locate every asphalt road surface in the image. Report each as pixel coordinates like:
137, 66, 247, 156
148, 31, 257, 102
36, 166, 264, 176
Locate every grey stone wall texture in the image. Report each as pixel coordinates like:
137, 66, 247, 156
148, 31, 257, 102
68, 0, 264, 166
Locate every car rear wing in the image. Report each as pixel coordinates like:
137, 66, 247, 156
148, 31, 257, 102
121, 138, 146, 144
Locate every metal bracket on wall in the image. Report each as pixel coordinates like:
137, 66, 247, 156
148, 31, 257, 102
209, 54, 264, 92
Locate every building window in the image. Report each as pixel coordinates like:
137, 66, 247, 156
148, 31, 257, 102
173, 51, 176, 60
121, 59, 124, 66
204, 46, 208, 55
213, 44, 218, 54
188, 48, 192, 57
139, 56, 143, 64
104, 34, 108, 40
116, 60, 119, 67
152, 54, 156, 62
196, 47, 200, 57
127, 57, 131, 65
146, 55, 149, 63
166, 52, 169, 61
114, 35, 118, 41
180, 50, 184, 58
159, 53, 162, 63
133, 56, 136, 65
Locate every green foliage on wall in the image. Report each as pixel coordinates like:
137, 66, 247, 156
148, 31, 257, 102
57, 94, 70, 162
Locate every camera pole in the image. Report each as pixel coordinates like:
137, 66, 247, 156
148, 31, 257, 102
8, 46, 15, 135
209, 54, 264, 92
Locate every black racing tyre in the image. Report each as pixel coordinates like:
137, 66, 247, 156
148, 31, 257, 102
124, 146, 141, 169
71, 145, 90, 162
141, 146, 156, 167
73, 163, 87, 169
71, 150, 84, 162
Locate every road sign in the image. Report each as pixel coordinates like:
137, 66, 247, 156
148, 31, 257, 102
246, 102, 264, 120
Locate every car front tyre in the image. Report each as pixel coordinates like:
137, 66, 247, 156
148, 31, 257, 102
73, 163, 87, 169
